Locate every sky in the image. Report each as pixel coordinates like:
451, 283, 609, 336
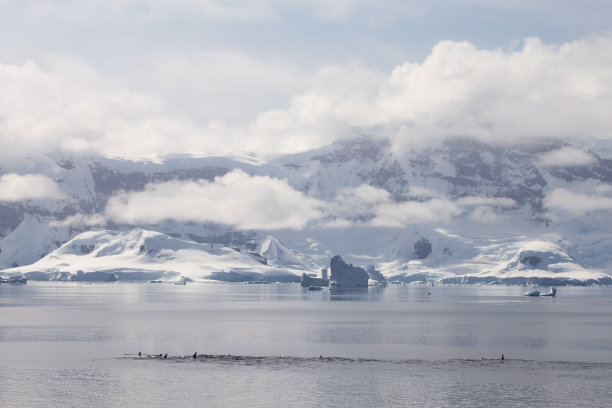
1, 0, 612, 161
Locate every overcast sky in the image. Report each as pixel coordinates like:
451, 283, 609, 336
1, 0, 612, 160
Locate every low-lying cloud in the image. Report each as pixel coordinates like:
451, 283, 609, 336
538, 146, 598, 168
328, 185, 511, 227
544, 188, 612, 216
57, 178, 522, 230
0, 173, 64, 202
103, 170, 325, 230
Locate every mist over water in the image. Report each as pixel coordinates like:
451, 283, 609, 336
1, 282, 611, 407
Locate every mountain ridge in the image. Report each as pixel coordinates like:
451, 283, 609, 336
2, 136, 612, 284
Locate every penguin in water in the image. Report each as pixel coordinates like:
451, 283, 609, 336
138, 352, 141, 357
193, 352, 197, 359
501, 354, 504, 361
164, 354, 167, 359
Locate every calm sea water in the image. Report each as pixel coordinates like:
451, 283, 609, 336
1, 282, 612, 407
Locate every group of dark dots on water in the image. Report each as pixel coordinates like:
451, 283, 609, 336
137, 351, 212, 359
138, 351, 168, 359
136, 351, 507, 362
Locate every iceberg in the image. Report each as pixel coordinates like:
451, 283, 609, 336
329, 255, 369, 287
300, 273, 329, 287
524, 287, 557, 297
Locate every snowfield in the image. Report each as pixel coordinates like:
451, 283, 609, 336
4, 229, 302, 282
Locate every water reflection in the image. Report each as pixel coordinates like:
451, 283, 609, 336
2, 282, 612, 407
329, 287, 371, 301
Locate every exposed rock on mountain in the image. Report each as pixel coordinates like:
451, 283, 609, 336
413, 237, 432, 259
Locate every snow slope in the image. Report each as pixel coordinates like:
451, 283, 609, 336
4, 229, 306, 282
258, 235, 306, 269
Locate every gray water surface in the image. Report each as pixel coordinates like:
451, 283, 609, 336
1, 282, 611, 407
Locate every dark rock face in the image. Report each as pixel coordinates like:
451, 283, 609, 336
414, 238, 432, 259
57, 159, 75, 170
520, 256, 541, 267
72, 244, 95, 254
0, 204, 22, 238
90, 161, 230, 204
412, 138, 549, 215
330, 255, 369, 286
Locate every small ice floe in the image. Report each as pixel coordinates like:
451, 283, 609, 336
524, 287, 556, 297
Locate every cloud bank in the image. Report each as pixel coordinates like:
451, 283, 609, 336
0, 173, 64, 202
1, 36, 612, 159
544, 188, 612, 216
261, 36, 612, 151
102, 170, 324, 230
327, 185, 514, 228
539, 146, 598, 168
56, 176, 522, 230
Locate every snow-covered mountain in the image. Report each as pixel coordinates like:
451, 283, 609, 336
5, 228, 303, 282
2, 136, 612, 284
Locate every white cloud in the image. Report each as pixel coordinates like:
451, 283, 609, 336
334, 184, 391, 211
0, 57, 232, 160
371, 198, 463, 227
0, 173, 64, 202
595, 184, 612, 194
2, 36, 612, 159
326, 185, 527, 227
59, 179, 539, 230
468, 206, 503, 224
102, 170, 325, 230
539, 146, 598, 168
250, 36, 612, 152
49, 213, 106, 228
143, 50, 313, 125
248, 64, 386, 153
328, 184, 462, 227
544, 188, 612, 215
